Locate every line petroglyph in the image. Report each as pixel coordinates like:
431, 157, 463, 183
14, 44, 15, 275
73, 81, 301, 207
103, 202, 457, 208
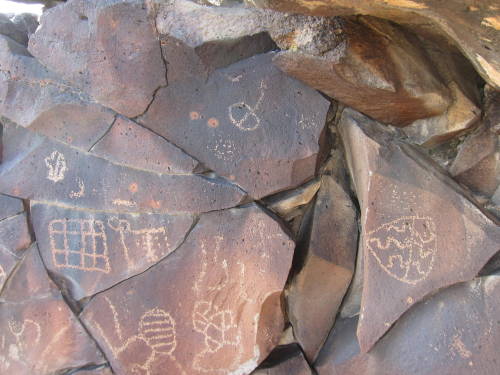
69, 178, 85, 199
48, 218, 111, 273
228, 80, 267, 132
366, 215, 437, 285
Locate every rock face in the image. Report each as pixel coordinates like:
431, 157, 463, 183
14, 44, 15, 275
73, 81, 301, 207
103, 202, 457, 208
339, 108, 500, 352
81, 204, 294, 375
274, 17, 451, 127
0, 121, 246, 214
253, 344, 312, 375
29, 0, 167, 117
287, 173, 357, 361
0, 245, 104, 374
315, 276, 500, 375
139, 53, 330, 199
31, 202, 194, 300
251, 0, 500, 91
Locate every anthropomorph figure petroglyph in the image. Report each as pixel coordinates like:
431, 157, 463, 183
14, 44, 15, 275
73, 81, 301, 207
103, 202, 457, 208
366, 215, 437, 284
44, 150, 67, 183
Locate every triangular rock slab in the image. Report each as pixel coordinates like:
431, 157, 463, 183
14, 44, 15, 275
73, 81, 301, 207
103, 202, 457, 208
0, 212, 31, 291
0, 194, 23, 221
28, 0, 166, 117
139, 53, 330, 199
287, 174, 358, 361
339, 108, 500, 352
31, 202, 194, 300
0, 245, 104, 375
316, 276, 500, 375
90, 116, 200, 174
81, 204, 294, 375
0, 122, 245, 214
0, 35, 115, 149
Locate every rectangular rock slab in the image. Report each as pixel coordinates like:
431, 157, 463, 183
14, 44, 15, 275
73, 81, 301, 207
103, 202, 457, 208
0, 245, 104, 375
0, 122, 246, 214
139, 52, 330, 199
31, 202, 194, 300
316, 276, 500, 375
90, 116, 199, 174
81, 204, 295, 375
339, 108, 500, 353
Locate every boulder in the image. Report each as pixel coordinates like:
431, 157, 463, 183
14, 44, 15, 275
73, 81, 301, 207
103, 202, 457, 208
339, 108, 500, 352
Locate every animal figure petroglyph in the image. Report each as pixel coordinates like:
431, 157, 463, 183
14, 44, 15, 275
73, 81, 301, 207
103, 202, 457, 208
44, 150, 67, 183
48, 219, 111, 273
228, 80, 266, 131
107, 217, 168, 267
366, 215, 437, 284
89, 298, 185, 375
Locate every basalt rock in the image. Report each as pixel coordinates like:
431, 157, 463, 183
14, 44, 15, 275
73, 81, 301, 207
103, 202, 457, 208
339, 108, 500, 352
139, 53, 330, 199
0, 245, 104, 374
0, 194, 23, 221
253, 344, 312, 375
251, 0, 500, 91
315, 276, 500, 375
287, 173, 358, 361
81, 204, 294, 375
0, 122, 246, 214
31, 202, 194, 300
90, 116, 200, 174
29, 0, 167, 117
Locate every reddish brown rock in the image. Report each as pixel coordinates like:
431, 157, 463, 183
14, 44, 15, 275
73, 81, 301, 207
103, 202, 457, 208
153, 0, 276, 84
81, 204, 294, 375
0, 212, 31, 291
71, 366, 113, 375
253, 345, 312, 375
316, 276, 500, 375
339, 108, 500, 352
273, 17, 451, 127
0, 245, 104, 374
287, 173, 358, 361
29, 0, 167, 117
0, 35, 116, 149
0, 194, 23, 220
0, 122, 246, 214
264, 179, 320, 219
139, 53, 330, 198
484, 86, 500, 134
31, 202, 194, 300
449, 125, 499, 200
251, 0, 500, 90
90, 116, 200, 174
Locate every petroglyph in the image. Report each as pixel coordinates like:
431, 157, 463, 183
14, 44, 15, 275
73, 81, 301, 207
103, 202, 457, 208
44, 150, 67, 183
8, 319, 42, 354
366, 215, 437, 284
228, 80, 267, 131
107, 217, 168, 267
112, 199, 137, 208
89, 298, 185, 375
69, 178, 85, 199
48, 219, 111, 273
0, 265, 5, 288
212, 138, 237, 162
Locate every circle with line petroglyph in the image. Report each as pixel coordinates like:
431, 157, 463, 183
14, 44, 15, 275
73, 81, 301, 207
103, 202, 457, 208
366, 216, 437, 285
139, 308, 177, 355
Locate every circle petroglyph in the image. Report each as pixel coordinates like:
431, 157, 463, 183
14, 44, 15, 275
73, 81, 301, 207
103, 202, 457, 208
366, 215, 437, 285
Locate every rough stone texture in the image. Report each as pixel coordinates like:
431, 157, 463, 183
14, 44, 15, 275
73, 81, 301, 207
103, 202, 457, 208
274, 17, 451, 127
484, 86, 500, 134
31, 202, 194, 300
153, 0, 277, 84
81, 204, 294, 375
449, 125, 499, 200
139, 53, 330, 199
90, 116, 200, 174
0, 14, 32, 46
315, 276, 500, 375
0, 194, 24, 221
253, 344, 312, 375
0, 35, 116, 149
71, 366, 114, 375
29, 0, 167, 117
0, 212, 31, 291
264, 179, 320, 218
251, 0, 500, 91
0, 245, 104, 374
339, 108, 500, 352
0, 122, 246, 214
287, 173, 357, 361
